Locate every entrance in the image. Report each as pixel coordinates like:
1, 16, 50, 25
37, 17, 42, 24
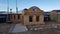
44, 17, 48, 22
44, 15, 50, 22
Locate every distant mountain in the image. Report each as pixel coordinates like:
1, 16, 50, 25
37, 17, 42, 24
0, 11, 7, 14
0, 11, 17, 14
52, 10, 60, 12
55, 10, 60, 12
0, 10, 23, 14
44, 12, 51, 15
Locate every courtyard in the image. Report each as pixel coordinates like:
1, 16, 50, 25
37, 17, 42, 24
0, 21, 60, 34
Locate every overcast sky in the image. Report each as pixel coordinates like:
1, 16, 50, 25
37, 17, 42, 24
0, 0, 60, 12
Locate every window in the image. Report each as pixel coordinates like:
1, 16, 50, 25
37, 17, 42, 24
8, 15, 10, 21
29, 16, 32, 22
18, 15, 20, 19
11, 15, 12, 19
33, 7, 37, 12
14, 15, 15, 19
36, 16, 39, 22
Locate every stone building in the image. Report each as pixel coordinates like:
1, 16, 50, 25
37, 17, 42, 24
7, 14, 22, 24
22, 6, 44, 25
7, 6, 44, 25
50, 10, 60, 22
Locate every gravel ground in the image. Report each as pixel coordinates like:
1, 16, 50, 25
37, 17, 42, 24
0, 23, 14, 34
8, 28, 60, 34
0, 21, 60, 34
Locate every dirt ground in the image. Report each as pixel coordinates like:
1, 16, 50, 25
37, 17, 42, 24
0, 23, 13, 34
0, 21, 60, 34
8, 28, 60, 34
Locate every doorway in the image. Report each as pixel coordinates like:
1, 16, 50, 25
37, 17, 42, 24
44, 15, 50, 22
